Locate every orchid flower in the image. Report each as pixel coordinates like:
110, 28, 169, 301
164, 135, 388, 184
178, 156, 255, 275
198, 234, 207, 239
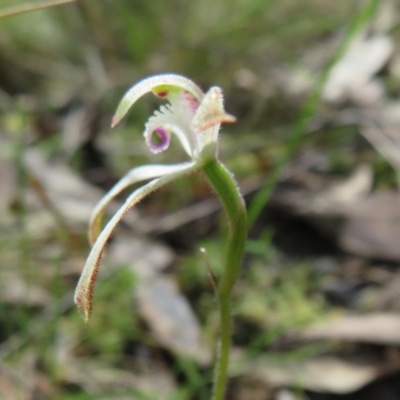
74, 74, 236, 322
74, 73, 247, 400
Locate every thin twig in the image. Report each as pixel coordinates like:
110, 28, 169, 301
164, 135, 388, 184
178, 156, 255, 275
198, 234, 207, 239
0, 0, 76, 19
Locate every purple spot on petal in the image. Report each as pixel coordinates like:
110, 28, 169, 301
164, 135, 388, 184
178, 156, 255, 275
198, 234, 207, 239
149, 127, 170, 153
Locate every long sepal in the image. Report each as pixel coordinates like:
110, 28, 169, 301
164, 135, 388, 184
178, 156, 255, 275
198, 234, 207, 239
89, 163, 195, 245
74, 161, 199, 322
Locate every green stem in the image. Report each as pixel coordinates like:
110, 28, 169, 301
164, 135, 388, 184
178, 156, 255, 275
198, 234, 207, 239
202, 159, 247, 400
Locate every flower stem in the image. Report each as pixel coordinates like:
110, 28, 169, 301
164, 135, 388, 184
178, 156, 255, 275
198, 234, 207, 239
202, 159, 247, 400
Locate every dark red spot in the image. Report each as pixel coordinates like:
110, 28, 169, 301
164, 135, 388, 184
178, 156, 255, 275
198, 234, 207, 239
157, 91, 168, 98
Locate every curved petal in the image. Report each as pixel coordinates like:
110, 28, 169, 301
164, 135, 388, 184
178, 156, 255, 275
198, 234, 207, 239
75, 161, 199, 322
112, 74, 204, 128
88, 162, 196, 245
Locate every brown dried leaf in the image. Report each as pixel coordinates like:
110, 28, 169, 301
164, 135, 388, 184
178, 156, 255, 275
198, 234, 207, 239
137, 277, 211, 364
271, 155, 400, 261
23, 148, 108, 226
63, 358, 176, 399
323, 33, 393, 104
0, 351, 43, 400
271, 160, 373, 214
321, 163, 373, 206
232, 351, 400, 394
23, 148, 141, 233
339, 192, 400, 261
0, 373, 28, 400
301, 313, 400, 345
0, 272, 51, 307
227, 375, 274, 400
107, 236, 174, 279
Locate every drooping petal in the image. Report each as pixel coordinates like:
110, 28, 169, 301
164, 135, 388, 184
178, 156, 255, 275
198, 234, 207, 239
192, 87, 236, 154
74, 161, 199, 322
88, 163, 195, 246
111, 74, 204, 128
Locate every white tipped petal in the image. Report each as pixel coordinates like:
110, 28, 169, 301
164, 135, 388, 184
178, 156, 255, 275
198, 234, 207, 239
89, 163, 195, 245
74, 161, 199, 322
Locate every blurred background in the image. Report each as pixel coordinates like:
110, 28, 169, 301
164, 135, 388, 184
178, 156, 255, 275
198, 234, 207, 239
1, 0, 400, 399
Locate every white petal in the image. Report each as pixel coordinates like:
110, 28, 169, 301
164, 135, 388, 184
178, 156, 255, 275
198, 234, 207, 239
112, 74, 204, 127
74, 161, 199, 321
89, 163, 195, 245
145, 104, 195, 156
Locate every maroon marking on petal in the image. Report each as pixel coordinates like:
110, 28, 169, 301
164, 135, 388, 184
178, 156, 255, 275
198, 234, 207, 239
183, 90, 200, 114
156, 90, 168, 98
149, 127, 170, 153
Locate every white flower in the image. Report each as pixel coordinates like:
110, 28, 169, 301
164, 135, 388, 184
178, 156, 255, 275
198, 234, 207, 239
75, 74, 235, 321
